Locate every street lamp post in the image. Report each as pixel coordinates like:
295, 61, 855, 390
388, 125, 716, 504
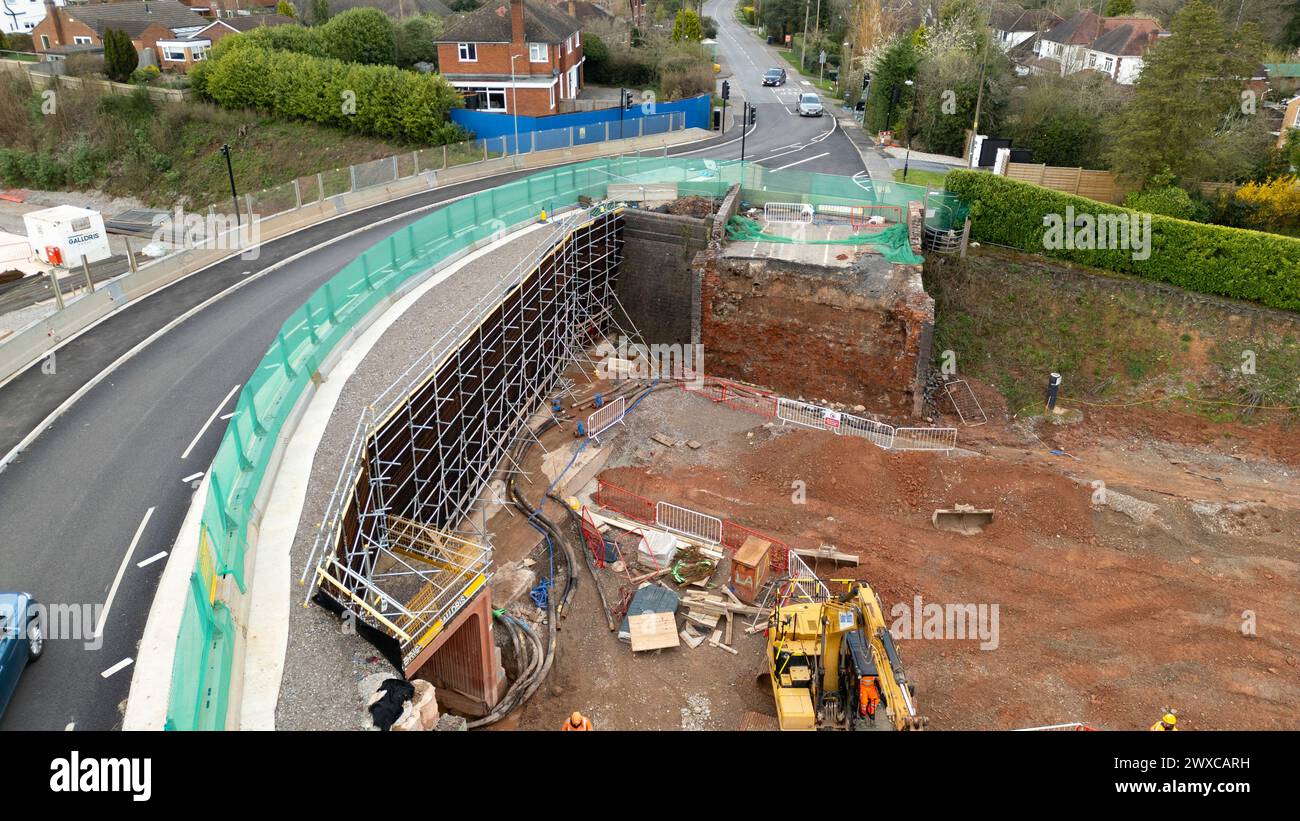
902, 79, 916, 182
220, 143, 240, 227
510, 53, 521, 155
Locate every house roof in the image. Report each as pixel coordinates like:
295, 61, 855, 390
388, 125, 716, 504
988, 3, 1060, 33
550, 0, 613, 25
1089, 20, 1161, 57
1007, 31, 1042, 62
62, 0, 209, 38
329, 0, 456, 18
436, 0, 579, 44
211, 13, 299, 32
1042, 10, 1104, 45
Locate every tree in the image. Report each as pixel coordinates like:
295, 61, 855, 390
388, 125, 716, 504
1285, 1, 1300, 49
321, 7, 397, 65
1107, 0, 1264, 186
671, 8, 704, 42
276, 0, 297, 18
394, 15, 443, 68
310, 0, 331, 25
863, 35, 918, 135
103, 29, 138, 83
1105, 0, 1137, 15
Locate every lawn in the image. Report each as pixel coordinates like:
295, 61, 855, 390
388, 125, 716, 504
892, 167, 950, 189
775, 48, 838, 95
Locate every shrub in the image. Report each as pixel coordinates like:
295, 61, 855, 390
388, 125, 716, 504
1234, 177, 1300, 234
202, 45, 463, 144
130, 65, 162, 85
103, 29, 138, 83
1124, 186, 1207, 221
64, 53, 105, 77
945, 169, 1300, 311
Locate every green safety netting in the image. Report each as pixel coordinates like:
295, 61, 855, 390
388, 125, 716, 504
724, 215, 925, 264
166, 155, 963, 730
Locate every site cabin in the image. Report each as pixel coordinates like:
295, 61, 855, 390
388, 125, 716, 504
22, 206, 111, 268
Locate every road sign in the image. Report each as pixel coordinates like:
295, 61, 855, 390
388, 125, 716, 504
819, 50, 827, 64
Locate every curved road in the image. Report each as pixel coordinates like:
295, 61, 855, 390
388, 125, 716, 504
0, 2, 865, 731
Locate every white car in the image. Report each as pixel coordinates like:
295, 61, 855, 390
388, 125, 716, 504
797, 93, 824, 117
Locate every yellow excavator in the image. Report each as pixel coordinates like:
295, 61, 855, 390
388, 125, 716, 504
765, 579, 927, 731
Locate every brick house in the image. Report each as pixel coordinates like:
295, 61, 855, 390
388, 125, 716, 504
435, 0, 583, 117
32, 0, 208, 69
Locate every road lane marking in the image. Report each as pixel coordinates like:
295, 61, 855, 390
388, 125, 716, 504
93, 506, 155, 639
181, 383, 240, 460
775, 152, 830, 170
137, 551, 169, 569
101, 658, 134, 678
181, 471, 204, 483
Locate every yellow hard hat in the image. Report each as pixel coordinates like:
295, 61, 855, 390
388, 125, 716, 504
1163, 713, 1177, 726
570, 711, 584, 725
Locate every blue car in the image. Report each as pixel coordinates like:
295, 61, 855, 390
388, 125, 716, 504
0, 593, 44, 718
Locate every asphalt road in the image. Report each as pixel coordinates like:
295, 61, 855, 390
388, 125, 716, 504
698, 0, 867, 177
0, 12, 869, 731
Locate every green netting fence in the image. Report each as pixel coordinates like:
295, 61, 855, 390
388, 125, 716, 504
724, 215, 924, 264
165, 156, 963, 730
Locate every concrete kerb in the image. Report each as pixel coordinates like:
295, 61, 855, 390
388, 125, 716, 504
122, 211, 559, 730
0, 126, 711, 392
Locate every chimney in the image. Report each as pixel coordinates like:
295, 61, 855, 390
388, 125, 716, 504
510, 0, 525, 45
46, 2, 65, 46
567, 0, 576, 17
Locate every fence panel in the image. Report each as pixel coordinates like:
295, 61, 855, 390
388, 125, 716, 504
764, 202, 815, 224
840, 413, 895, 448
595, 478, 656, 523
892, 426, 958, 451
586, 395, 625, 438
777, 397, 840, 431
655, 501, 723, 544
352, 156, 399, 190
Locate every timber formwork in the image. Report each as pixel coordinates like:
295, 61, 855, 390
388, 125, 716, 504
307, 206, 630, 674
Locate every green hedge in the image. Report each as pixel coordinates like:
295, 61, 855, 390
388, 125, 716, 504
946, 170, 1300, 312
195, 43, 464, 145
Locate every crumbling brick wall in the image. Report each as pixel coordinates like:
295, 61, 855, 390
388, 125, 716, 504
701, 255, 934, 418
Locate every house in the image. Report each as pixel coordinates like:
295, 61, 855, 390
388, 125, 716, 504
435, 0, 583, 117
1023, 10, 1164, 86
185, 0, 280, 17
1280, 97, 1300, 149
988, 3, 1060, 53
188, 11, 296, 46
328, 0, 454, 18
32, 0, 208, 68
1, 0, 65, 36
552, 0, 611, 29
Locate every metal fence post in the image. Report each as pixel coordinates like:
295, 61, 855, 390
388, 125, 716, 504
47, 269, 64, 310
245, 193, 255, 229
348, 164, 357, 192
483, 140, 488, 162
391, 154, 399, 182
639, 117, 644, 137
410, 150, 418, 177
443, 144, 449, 170
605, 121, 609, 142
316, 173, 324, 202
80, 255, 93, 293
293, 178, 302, 210
123, 236, 138, 273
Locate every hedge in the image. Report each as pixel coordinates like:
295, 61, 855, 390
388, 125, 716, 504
946, 170, 1300, 312
195, 44, 464, 145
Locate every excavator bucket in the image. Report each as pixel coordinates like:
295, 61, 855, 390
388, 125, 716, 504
932, 504, 994, 535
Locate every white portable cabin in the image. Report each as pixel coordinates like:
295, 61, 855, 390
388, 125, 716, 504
22, 205, 112, 268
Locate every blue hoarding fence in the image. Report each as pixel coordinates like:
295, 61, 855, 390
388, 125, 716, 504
451, 93, 711, 143
473, 111, 686, 156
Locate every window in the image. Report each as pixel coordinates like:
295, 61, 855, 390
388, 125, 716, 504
163, 47, 187, 61
548, 84, 555, 110
457, 42, 476, 61
194, 47, 208, 61
40, 34, 49, 49
461, 86, 508, 112
529, 42, 547, 62
73, 36, 92, 45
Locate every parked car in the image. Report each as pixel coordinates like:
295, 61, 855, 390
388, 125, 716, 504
797, 93, 824, 117
762, 67, 787, 86
0, 592, 43, 719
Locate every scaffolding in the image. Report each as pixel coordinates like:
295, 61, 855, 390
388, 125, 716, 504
303, 204, 639, 673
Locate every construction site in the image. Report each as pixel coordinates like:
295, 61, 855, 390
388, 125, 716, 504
281, 161, 1299, 733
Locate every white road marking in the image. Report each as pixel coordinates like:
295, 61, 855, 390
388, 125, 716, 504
219, 411, 236, 420
101, 658, 134, 679
181, 383, 240, 460
181, 471, 204, 483
93, 506, 155, 639
775, 152, 830, 170
137, 550, 169, 568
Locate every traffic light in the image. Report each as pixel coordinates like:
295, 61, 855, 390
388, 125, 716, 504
721, 80, 730, 100
746, 103, 757, 125
623, 89, 635, 109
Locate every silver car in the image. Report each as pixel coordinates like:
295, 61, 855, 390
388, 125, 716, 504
797, 93, 824, 117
